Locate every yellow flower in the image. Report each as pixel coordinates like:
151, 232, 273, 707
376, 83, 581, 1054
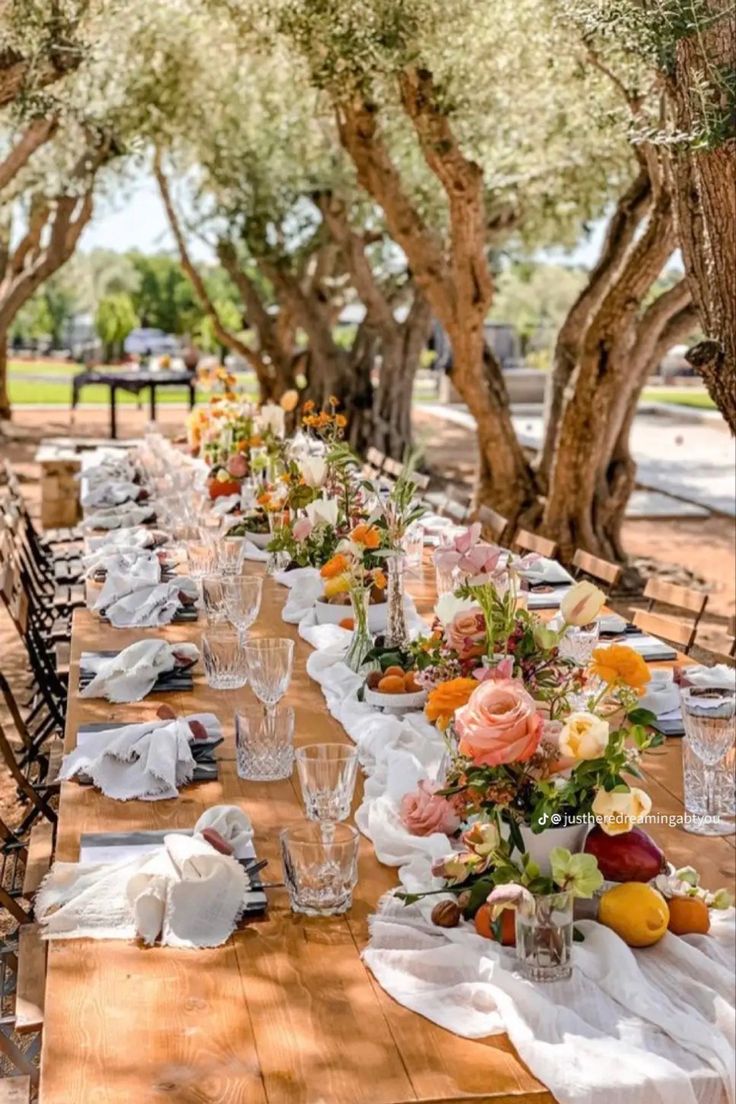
425, 678, 478, 730
323, 573, 351, 598
592, 787, 652, 835
280, 389, 299, 412
558, 712, 610, 760
590, 644, 651, 694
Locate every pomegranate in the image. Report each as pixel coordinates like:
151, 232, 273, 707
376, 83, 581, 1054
584, 825, 665, 883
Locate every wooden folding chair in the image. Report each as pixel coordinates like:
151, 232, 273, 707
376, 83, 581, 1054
572, 549, 622, 588
364, 448, 386, 478
642, 578, 708, 653
476, 505, 509, 545
381, 457, 403, 482
632, 609, 696, 655
512, 528, 558, 559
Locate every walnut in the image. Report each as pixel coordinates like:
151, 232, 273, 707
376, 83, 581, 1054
431, 900, 461, 928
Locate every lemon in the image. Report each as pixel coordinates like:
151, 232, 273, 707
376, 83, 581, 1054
598, 883, 669, 947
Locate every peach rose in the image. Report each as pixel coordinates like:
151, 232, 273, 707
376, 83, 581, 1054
455, 679, 542, 767
399, 780, 461, 837
444, 606, 486, 659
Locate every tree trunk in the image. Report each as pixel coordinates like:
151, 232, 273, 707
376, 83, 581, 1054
0, 335, 10, 420
666, 1, 736, 428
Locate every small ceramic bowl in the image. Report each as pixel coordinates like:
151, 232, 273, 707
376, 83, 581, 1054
363, 685, 428, 713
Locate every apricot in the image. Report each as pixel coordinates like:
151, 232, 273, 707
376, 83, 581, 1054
667, 895, 710, 936
384, 665, 406, 679
339, 617, 355, 630
474, 903, 516, 946
403, 672, 421, 693
377, 675, 407, 694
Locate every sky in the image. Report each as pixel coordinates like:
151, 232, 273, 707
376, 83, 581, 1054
79, 168, 609, 267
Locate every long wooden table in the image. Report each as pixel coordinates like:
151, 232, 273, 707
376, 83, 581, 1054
39, 565, 736, 1104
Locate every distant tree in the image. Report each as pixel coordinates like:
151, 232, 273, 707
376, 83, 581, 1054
95, 292, 139, 361
489, 264, 590, 361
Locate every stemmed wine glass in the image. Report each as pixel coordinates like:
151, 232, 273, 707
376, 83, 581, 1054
224, 576, 263, 643
243, 638, 294, 733
681, 687, 735, 836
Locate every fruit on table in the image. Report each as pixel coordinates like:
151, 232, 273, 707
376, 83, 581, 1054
474, 903, 516, 946
370, 664, 425, 694
598, 883, 669, 947
584, 824, 665, 883
431, 900, 461, 928
377, 674, 407, 694
667, 895, 711, 935
339, 617, 355, 630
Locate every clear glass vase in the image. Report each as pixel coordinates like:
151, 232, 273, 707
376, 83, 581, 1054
344, 588, 374, 673
515, 891, 573, 982
385, 552, 409, 648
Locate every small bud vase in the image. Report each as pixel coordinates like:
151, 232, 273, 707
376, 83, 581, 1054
385, 552, 409, 649
344, 588, 374, 673
515, 890, 573, 982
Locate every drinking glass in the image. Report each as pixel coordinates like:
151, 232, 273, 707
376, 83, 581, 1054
217, 537, 244, 576
236, 705, 294, 781
295, 744, 359, 822
224, 575, 263, 643
201, 574, 227, 623
403, 523, 424, 573
244, 637, 293, 707
280, 822, 360, 916
558, 622, 600, 666
681, 687, 735, 836
186, 540, 216, 581
201, 624, 247, 689
515, 891, 573, 982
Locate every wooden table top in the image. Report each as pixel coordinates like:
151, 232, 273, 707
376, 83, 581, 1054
39, 564, 736, 1104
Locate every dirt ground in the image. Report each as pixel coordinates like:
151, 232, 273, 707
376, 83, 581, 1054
0, 403, 733, 832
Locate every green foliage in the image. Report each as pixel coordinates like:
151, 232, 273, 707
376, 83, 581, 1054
94, 292, 139, 357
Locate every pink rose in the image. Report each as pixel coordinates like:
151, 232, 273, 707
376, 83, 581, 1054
292, 517, 313, 541
399, 780, 461, 837
473, 656, 514, 682
445, 606, 486, 658
226, 453, 248, 478
455, 679, 542, 766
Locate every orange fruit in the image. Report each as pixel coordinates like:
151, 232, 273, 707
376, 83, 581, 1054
403, 672, 421, 693
474, 903, 516, 946
377, 675, 406, 694
339, 617, 355, 630
667, 895, 710, 936
384, 665, 405, 678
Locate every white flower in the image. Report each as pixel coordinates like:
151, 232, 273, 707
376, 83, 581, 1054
434, 592, 477, 625
592, 787, 652, 836
305, 497, 338, 528
299, 455, 327, 488
258, 403, 286, 438
558, 712, 610, 760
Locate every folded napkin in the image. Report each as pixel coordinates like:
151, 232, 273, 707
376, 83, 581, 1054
516, 556, 573, 587
83, 548, 162, 580
92, 568, 197, 628
79, 640, 199, 702
280, 567, 324, 623
84, 501, 155, 530
241, 539, 270, 562
81, 481, 142, 509
679, 664, 736, 692
88, 526, 166, 551
36, 806, 256, 948
639, 671, 680, 716
59, 717, 196, 800
82, 455, 136, 485
210, 494, 241, 517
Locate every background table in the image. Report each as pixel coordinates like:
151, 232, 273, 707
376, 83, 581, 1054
38, 566, 736, 1104
71, 370, 197, 439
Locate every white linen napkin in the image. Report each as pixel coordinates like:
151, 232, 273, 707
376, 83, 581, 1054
35, 807, 255, 948
81, 481, 142, 509
281, 567, 324, 622
210, 494, 241, 516
241, 539, 270, 562
83, 547, 162, 579
639, 670, 680, 716
79, 640, 199, 702
59, 717, 195, 800
92, 569, 198, 628
84, 501, 155, 530
87, 526, 166, 551
681, 665, 736, 691
516, 556, 573, 587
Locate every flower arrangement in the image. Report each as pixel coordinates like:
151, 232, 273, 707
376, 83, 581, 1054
319, 525, 389, 670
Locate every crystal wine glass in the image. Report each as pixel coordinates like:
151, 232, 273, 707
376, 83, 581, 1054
224, 575, 263, 643
681, 687, 735, 836
243, 637, 294, 730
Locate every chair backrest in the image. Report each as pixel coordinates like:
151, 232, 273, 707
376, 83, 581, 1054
476, 504, 509, 544
572, 548, 622, 588
643, 577, 708, 620
410, 470, 430, 492
632, 608, 695, 653
439, 497, 470, 523
694, 633, 736, 667
365, 447, 385, 473
381, 457, 403, 480
513, 528, 558, 559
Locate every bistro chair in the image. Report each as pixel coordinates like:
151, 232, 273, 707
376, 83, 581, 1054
644, 577, 708, 627
381, 457, 403, 482
512, 528, 558, 560
409, 470, 430, 492
572, 549, 622, 589
632, 609, 697, 656
364, 448, 386, 478
476, 505, 509, 545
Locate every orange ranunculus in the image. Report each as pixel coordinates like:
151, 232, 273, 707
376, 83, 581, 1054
256, 491, 271, 507
335, 414, 347, 428
425, 678, 478, 730
303, 400, 315, 414
372, 568, 387, 590
590, 644, 651, 694
351, 523, 381, 549
321, 553, 349, 579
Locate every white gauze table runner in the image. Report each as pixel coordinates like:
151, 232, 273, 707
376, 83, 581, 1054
277, 570, 736, 1104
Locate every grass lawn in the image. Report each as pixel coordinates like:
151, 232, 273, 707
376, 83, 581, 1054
641, 387, 716, 409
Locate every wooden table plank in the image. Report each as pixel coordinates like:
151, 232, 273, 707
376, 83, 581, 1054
38, 560, 732, 1104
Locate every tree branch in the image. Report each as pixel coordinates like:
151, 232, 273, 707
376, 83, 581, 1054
0, 117, 58, 193
316, 192, 395, 331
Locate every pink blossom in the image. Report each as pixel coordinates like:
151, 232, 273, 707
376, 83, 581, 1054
400, 780, 461, 837
292, 517, 313, 542
472, 656, 515, 682
455, 679, 542, 767
445, 607, 486, 659
433, 524, 503, 582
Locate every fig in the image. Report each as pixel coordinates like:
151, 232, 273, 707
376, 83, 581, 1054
201, 828, 233, 855
156, 704, 176, 720
188, 719, 208, 741
365, 670, 382, 690
584, 825, 665, 883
